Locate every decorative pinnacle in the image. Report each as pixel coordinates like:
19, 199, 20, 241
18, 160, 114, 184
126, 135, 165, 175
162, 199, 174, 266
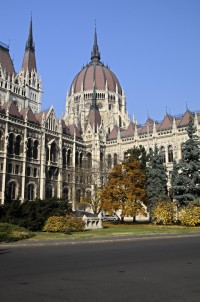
91, 22, 100, 62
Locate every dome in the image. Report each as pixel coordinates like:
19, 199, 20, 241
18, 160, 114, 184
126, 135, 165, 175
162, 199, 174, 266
69, 29, 122, 96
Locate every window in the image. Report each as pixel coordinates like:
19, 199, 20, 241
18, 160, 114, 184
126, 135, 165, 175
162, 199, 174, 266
63, 187, 69, 200
168, 145, 173, 163
50, 142, 56, 162
62, 148, 67, 166
33, 140, 38, 159
76, 190, 81, 203
7, 163, 12, 173
27, 167, 31, 176
107, 154, 112, 169
160, 146, 166, 163
79, 153, 83, 168
0, 131, 3, 151
67, 149, 71, 166
114, 153, 118, 166
8, 182, 17, 200
15, 165, 20, 175
46, 187, 53, 199
86, 153, 92, 169
119, 116, 122, 128
7, 133, 14, 154
27, 139, 32, 158
28, 184, 35, 201
33, 168, 37, 177
75, 151, 79, 167
15, 135, 21, 155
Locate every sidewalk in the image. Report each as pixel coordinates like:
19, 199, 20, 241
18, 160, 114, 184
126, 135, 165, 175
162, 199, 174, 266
1, 232, 200, 248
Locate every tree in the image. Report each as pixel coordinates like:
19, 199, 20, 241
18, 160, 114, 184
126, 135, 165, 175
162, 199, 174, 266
146, 146, 168, 215
171, 116, 200, 205
100, 159, 147, 223
125, 145, 149, 171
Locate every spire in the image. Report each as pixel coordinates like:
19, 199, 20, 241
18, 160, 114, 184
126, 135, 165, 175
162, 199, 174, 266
22, 17, 37, 72
91, 23, 101, 62
25, 16, 35, 52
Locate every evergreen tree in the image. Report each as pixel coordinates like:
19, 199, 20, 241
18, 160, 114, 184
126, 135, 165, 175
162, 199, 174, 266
171, 116, 200, 205
146, 146, 168, 213
125, 145, 149, 170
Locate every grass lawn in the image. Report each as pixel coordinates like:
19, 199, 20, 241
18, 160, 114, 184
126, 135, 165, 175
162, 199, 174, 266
29, 222, 200, 241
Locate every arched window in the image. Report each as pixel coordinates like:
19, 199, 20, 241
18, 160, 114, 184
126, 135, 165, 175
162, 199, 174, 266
160, 146, 166, 163
27, 184, 35, 201
8, 181, 17, 200
33, 140, 38, 159
50, 142, 56, 162
107, 154, 112, 169
27, 138, 32, 158
86, 153, 92, 169
62, 148, 67, 166
7, 133, 14, 154
114, 153, 118, 166
67, 149, 71, 166
168, 145, 173, 163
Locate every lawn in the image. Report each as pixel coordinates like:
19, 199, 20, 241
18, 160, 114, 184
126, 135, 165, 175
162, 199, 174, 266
29, 222, 200, 241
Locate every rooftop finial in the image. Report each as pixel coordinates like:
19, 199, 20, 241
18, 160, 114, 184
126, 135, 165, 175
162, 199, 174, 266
91, 21, 100, 62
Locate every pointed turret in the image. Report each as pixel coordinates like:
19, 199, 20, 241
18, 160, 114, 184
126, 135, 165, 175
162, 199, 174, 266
91, 25, 101, 62
22, 17, 37, 72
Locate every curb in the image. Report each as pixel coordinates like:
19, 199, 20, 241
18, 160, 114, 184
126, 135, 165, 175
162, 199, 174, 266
1, 232, 200, 248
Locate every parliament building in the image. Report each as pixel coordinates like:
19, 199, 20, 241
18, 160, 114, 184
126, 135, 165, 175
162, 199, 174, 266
0, 19, 199, 208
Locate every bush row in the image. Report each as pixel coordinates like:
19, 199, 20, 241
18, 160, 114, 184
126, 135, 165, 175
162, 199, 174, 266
0, 223, 34, 242
43, 215, 85, 233
152, 201, 200, 226
0, 198, 70, 231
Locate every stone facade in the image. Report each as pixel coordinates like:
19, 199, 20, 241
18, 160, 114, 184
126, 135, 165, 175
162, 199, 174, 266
0, 20, 199, 208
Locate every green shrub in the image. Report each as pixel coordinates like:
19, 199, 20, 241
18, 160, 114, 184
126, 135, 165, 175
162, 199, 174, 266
179, 204, 200, 226
43, 215, 85, 233
152, 201, 176, 225
0, 223, 34, 242
0, 198, 70, 231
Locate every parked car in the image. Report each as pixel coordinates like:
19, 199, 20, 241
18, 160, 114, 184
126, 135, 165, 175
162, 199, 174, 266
102, 214, 119, 221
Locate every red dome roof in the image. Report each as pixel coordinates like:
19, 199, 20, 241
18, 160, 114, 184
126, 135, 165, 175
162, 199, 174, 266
70, 62, 122, 96
69, 28, 122, 96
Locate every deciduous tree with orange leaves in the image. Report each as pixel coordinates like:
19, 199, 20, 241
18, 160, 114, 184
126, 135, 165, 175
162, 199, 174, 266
100, 159, 147, 223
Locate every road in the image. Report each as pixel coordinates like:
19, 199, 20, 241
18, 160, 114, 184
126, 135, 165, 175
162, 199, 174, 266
0, 236, 200, 302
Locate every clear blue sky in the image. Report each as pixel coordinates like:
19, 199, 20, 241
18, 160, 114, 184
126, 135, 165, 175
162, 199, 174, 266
1, 0, 200, 124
